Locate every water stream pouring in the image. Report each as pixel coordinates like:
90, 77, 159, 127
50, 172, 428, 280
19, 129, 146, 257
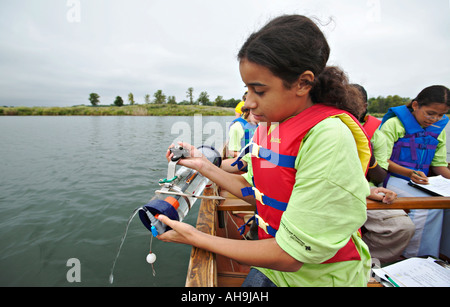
109, 145, 223, 284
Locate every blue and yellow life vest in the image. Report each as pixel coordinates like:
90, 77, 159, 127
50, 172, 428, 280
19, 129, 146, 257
380, 105, 449, 181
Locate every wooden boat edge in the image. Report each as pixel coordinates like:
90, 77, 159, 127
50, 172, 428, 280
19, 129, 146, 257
186, 186, 450, 287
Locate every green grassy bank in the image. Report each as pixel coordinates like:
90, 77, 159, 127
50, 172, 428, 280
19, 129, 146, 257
0, 104, 235, 116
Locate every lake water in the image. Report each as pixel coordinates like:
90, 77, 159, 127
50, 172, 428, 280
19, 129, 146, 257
0, 115, 234, 287
1, 116, 449, 287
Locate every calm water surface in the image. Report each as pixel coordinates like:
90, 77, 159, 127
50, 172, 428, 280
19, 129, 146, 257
1, 116, 449, 286
0, 116, 233, 286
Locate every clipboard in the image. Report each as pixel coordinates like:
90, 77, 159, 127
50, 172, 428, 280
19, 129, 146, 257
408, 175, 450, 197
372, 257, 450, 287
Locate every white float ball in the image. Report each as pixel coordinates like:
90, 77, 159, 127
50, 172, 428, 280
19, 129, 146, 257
146, 252, 156, 264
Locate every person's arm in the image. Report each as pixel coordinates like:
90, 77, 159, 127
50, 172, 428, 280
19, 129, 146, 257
387, 159, 429, 184
221, 157, 248, 173
367, 187, 397, 204
366, 155, 387, 185
367, 130, 389, 185
160, 142, 302, 271
430, 165, 450, 179
157, 214, 302, 272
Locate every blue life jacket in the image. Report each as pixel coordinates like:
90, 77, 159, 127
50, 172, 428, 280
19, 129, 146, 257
230, 117, 258, 148
380, 105, 449, 181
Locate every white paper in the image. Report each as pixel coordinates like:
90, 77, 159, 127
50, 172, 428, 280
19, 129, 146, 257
409, 175, 450, 196
373, 257, 450, 287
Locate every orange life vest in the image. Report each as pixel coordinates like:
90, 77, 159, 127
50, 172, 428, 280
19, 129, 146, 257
362, 115, 381, 140
241, 104, 371, 263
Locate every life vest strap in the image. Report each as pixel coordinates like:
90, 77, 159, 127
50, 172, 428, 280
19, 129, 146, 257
241, 186, 288, 211
232, 142, 297, 170
231, 143, 252, 169
238, 215, 255, 235
249, 143, 296, 168
231, 159, 245, 171
404, 131, 440, 139
397, 161, 431, 171
237, 214, 277, 237
394, 139, 438, 162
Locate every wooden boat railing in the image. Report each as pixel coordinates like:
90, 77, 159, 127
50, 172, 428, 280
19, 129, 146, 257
185, 186, 450, 287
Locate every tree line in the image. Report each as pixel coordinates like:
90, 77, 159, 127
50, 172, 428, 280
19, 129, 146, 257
88, 87, 242, 109
89, 90, 441, 116
367, 95, 411, 114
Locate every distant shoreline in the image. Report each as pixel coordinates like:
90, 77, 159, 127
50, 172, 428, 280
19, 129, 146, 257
7, 105, 447, 119
0, 104, 235, 116
0, 105, 392, 118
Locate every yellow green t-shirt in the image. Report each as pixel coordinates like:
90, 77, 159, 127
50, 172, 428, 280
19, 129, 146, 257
228, 121, 245, 153
371, 128, 389, 170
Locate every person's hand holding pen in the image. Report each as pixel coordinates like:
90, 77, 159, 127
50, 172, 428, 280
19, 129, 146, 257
410, 170, 429, 184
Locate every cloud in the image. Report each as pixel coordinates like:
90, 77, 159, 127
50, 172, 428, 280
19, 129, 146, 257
0, 0, 449, 107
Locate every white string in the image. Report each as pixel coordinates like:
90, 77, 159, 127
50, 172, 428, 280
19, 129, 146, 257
149, 235, 156, 277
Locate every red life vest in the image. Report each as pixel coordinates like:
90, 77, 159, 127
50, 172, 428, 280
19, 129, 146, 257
241, 104, 371, 264
362, 115, 382, 140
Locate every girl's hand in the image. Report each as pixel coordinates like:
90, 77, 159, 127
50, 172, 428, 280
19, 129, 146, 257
368, 187, 397, 204
166, 142, 210, 172
410, 170, 429, 184
156, 214, 198, 245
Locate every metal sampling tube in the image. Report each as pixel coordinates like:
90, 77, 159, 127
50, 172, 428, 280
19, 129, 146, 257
138, 145, 221, 236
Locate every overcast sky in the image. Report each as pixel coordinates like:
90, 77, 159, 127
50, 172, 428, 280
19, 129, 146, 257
0, 0, 449, 107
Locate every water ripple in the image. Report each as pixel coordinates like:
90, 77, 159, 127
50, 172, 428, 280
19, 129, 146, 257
0, 116, 234, 286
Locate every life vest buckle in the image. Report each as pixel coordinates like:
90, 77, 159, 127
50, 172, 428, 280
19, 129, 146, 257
255, 214, 270, 235
251, 144, 261, 158
252, 187, 265, 205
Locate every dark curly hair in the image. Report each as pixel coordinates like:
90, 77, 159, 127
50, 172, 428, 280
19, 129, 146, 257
237, 15, 365, 119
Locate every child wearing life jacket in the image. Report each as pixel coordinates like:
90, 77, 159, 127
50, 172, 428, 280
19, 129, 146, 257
378, 85, 450, 259
226, 108, 259, 158
159, 15, 372, 287
221, 108, 258, 173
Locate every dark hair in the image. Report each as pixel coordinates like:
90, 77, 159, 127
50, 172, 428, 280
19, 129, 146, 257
238, 14, 364, 118
351, 84, 368, 121
351, 84, 368, 103
408, 85, 450, 108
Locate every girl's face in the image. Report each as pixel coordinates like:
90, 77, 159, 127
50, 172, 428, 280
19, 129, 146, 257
412, 101, 449, 128
239, 59, 313, 124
